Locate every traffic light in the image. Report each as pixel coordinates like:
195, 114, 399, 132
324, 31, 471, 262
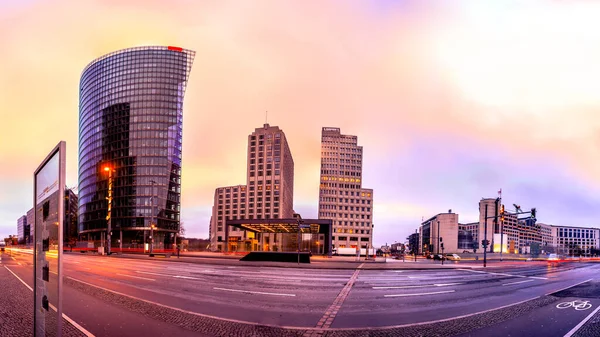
439, 237, 443, 242
500, 205, 505, 222
441, 243, 444, 250
531, 208, 536, 219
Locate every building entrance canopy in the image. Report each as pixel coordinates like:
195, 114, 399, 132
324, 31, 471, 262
225, 219, 333, 256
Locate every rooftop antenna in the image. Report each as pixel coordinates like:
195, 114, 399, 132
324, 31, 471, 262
265, 110, 268, 124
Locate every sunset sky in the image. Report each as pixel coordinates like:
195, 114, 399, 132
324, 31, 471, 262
2, 0, 600, 246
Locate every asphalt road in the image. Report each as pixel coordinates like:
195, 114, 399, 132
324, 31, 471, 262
2, 250, 600, 337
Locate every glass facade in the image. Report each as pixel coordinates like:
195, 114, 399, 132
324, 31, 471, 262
78, 46, 195, 247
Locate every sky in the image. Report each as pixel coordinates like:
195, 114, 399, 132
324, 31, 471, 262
2, 0, 600, 247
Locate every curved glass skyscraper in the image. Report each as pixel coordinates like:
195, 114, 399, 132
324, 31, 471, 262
78, 46, 195, 249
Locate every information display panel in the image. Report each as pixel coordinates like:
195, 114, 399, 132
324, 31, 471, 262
33, 141, 65, 337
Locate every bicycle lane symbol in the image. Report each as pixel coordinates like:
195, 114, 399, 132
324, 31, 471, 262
556, 299, 594, 311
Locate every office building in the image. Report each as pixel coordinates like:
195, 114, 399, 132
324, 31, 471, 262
17, 215, 28, 244
26, 208, 34, 243
479, 198, 499, 252
318, 127, 373, 250
420, 211, 459, 254
539, 223, 553, 247
210, 124, 295, 252
64, 188, 79, 244
78, 46, 195, 248
551, 225, 599, 256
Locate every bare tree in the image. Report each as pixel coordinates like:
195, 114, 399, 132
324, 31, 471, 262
179, 221, 186, 237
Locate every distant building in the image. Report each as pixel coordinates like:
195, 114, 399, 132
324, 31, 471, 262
26, 208, 34, 243
64, 188, 78, 245
406, 232, 420, 254
17, 215, 28, 244
318, 127, 373, 251
551, 225, 600, 256
26, 189, 78, 246
479, 198, 499, 252
420, 211, 459, 254
539, 223, 553, 247
209, 124, 295, 252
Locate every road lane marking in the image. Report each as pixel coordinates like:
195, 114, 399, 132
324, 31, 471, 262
528, 276, 548, 280
174, 275, 202, 280
458, 269, 487, 273
384, 290, 455, 298
5, 266, 95, 337
213, 287, 296, 297
311, 269, 361, 333
547, 279, 592, 296
4, 265, 32, 291
564, 303, 600, 337
11, 257, 16, 260
373, 283, 462, 290
373, 285, 428, 290
503, 279, 535, 286
116, 273, 155, 281
136, 270, 173, 277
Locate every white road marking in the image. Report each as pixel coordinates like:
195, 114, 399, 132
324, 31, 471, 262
213, 287, 296, 297
384, 290, 455, 297
17, 262, 22, 265
503, 279, 535, 286
458, 269, 486, 273
388, 271, 404, 273
547, 279, 592, 296
564, 304, 600, 337
174, 275, 202, 280
373, 283, 462, 290
11, 257, 16, 260
136, 270, 173, 277
116, 273, 155, 281
5, 266, 95, 337
528, 276, 548, 280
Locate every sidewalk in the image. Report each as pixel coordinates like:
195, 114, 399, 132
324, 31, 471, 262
0, 265, 86, 337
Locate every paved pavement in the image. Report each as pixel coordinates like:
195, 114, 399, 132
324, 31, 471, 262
3, 249, 600, 336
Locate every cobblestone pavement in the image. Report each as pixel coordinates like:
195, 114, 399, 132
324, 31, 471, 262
0, 265, 86, 337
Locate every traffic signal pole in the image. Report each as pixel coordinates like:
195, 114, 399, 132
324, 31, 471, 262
484, 205, 488, 268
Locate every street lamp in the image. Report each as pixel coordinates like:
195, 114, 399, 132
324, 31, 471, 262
103, 165, 115, 255
293, 213, 303, 264
149, 179, 157, 255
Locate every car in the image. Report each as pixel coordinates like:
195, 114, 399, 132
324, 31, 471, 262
433, 254, 446, 261
446, 254, 461, 261
426, 254, 433, 259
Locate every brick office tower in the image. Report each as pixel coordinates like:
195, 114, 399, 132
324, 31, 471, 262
318, 127, 373, 252
210, 124, 295, 252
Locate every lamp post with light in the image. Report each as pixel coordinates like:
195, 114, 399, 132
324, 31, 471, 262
149, 179, 157, 255
103, 166, 115, 255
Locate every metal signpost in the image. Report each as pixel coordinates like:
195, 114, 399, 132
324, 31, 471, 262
33, 141, 65, 337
